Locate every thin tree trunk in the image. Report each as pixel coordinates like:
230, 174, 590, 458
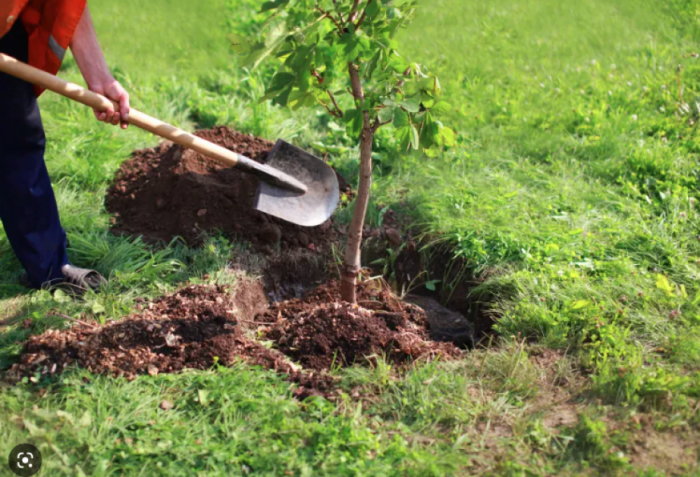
340, 124, 374, 303
341, 63, 373, 303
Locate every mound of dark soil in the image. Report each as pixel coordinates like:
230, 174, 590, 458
6, 285, 335, 398
106, 126, 345, 250
8, 285, 283, 378
8, 279, 460, 397
261, 281, 460, 370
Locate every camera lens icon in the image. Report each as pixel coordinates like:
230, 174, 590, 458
8, 444, 42, 477
18, 452, 35, 468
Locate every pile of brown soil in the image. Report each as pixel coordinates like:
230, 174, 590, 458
6, 285, 335, 398
261, 280, 461, 370
7, 285, 286, 379
105, 126, 345, 251
7, 280, 460, 397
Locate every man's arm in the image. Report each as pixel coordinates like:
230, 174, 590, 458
70, 6, 129, 129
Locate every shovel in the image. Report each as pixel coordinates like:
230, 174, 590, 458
0, 53, 339, 227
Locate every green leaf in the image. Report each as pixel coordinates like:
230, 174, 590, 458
393, 108, 408, 128
431, 101, 451, 115
424, 146, 440, 158
53, 289, 70, 303
366, 0, 380, 18
420, 113, 439, 149
343, 108, 361, 124
387, 7, 402, 19
400, 96, 421, 113
389, 54, 411, 74
433, 75, 442, 94
409, 124, 420, 150
241, 22, 288, 70
425, 280, 440, 291
396, 126, 412, 151
267, 72, 296, 93
378, 106, 394, 123
366, 49, 383, 79
260, 0, 289, 12
365, 0, 381, 18
438, 125, 456, 147
570, 300, 589, 310
297, 68, 312, 93
272, 86, 293, 107
343, 109, 363, 138
226, 34, 251, 54
339, 32, 362, 61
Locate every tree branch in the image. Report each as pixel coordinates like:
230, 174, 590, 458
311, 69, 325, 84
349, 0, 363, 23
323, 103, 343, 118
372, 119, 391, 131
327, 90, 344, 117
332, 0, 346, 25
316, 7, 345, 33
355, 0, 372, 29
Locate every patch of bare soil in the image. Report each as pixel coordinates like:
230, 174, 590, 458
627, 427, 699, 475
525, 348, 585, 429
263, 250, 330, 302
105, 126, 347, 252
363, 222, 496, 343
525, 348, 700, 475
261, 280, 461, 370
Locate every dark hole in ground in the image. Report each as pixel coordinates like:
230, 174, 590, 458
363, 225, 496, 346
396, 243, 496, 340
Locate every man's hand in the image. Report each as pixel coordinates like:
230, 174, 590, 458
70, 6, 130, 129
88, 79, 130, 129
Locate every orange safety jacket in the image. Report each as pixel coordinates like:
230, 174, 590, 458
0, 0, 86, 96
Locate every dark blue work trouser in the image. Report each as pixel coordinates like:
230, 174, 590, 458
0, 21, 69, 287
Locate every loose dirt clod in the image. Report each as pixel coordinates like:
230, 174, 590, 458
106, 126, 344, 250
261, 280, 461, 370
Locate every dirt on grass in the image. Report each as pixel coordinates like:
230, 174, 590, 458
261, 280, 461, 370
7, 279, 459, 397
106, 126, 346, 251
6, 284, 335, 398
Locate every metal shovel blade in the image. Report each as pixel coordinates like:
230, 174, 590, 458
254, 140, 340, 227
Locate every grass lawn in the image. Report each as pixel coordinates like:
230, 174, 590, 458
1, 0, 699, 475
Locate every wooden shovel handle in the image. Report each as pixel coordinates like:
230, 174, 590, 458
0, 52, 242, 169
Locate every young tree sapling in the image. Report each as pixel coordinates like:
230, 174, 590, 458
241, 0, 454, 303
